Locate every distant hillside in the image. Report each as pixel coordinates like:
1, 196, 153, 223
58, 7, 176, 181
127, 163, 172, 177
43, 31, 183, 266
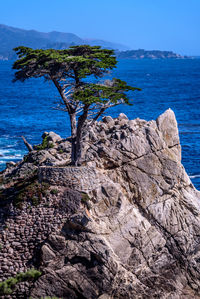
0, 24, 128, 60
84, 39, 128, 51
116, 49, 188, 59
0, 24, 187, 60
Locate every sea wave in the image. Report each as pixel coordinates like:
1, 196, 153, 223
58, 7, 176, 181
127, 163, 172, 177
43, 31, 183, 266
4, 143, 18, 148
0, 149, 11, 155
0, 151, 24, 171
0, 154, 23, 160
0, 134, 26, 172
189, 175, 200, 179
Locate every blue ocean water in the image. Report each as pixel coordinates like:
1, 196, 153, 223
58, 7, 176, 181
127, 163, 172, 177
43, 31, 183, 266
0, 59, 200, 189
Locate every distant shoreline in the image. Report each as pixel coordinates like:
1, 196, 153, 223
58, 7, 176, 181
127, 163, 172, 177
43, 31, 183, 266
1, 55, 200, 61
115, 49, 189, 60
0, 24, 198, 61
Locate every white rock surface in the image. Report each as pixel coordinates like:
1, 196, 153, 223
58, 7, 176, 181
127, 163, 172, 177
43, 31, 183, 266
2, 109, 200, 298
30, 110, 200, 298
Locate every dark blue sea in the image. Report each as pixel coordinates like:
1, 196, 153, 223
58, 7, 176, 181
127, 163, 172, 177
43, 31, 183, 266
0, 59, 200, 189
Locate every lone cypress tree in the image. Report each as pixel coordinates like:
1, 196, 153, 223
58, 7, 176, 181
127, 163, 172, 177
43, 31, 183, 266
13, 45, 140, 165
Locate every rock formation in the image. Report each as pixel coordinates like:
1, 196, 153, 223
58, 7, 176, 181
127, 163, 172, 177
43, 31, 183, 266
1, 109, 200, 298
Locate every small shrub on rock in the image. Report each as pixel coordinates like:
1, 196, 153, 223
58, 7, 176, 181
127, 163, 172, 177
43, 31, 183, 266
0, 269, 41, 296
14, 179, 50, 208
50, 188, 59, 195
81, 192, 92, 210
35, 136, 54, 151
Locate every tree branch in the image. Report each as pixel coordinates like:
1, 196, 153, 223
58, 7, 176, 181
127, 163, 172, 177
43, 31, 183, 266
21, 136, 33, 152
91, 100, 124, 124
51, 106, 68, 112
91, 107, 106, 123
51, 77, 72, 114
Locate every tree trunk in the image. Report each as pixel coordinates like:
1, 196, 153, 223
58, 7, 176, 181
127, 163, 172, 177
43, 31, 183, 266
70, 113, 77, 165
21, 136, 33, 152
75, 105, 89, 166
51, 77, 86, 165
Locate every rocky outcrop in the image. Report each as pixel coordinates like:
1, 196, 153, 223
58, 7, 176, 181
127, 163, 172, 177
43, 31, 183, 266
1, 109, 200, 298
116, 49, 188, 59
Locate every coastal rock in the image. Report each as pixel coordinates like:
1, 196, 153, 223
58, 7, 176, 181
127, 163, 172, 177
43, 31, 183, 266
6, 161, 16, 168
1, 109, 200, 298
42, 131, 62, 144
29, 109, 200, 298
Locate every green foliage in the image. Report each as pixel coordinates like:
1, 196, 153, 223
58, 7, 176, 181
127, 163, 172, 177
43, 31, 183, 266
13, 45, 140, 107
50, 188, 59, 195
73, 78, 140, 105
0, 269, 41, 296
81, 192, 91, 210
81, 192, 90, 203
15, 180, 50, 208
23, 154, 29, 162
35, 136, 54, 151
13, 45, 117, 82
13, 44, 141, 165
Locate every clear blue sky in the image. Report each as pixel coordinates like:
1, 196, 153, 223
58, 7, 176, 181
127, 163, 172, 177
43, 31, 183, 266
1, 0, 200, 55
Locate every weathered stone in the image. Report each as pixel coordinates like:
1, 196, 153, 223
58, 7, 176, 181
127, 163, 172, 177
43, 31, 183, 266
1, 109, 200, 299
118, 112, 129, 120
6, 161, 16, 168
38, 166, 101, 193
42, 131, 62, 143
102, 115, 113, 124
156, 108, 179, 147
30, 110, 200, 298
42, 244, 56, 263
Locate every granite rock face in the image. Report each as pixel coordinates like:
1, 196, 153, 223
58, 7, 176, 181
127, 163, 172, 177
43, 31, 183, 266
28, 109, 200, 299
1, 109, 200, 298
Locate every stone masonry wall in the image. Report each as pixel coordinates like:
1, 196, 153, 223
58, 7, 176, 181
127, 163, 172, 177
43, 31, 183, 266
38, 166, 101, 192
0, 166, 93, 298
0, 190, 70, 298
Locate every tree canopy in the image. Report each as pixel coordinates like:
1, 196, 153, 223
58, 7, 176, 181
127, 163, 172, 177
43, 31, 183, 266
13, 45, 141, 165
